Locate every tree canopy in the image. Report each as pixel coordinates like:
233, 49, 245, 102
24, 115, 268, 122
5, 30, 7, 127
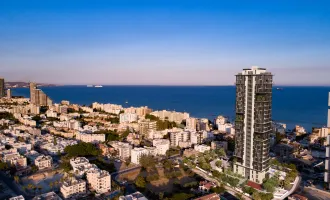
64, 142, 101, 157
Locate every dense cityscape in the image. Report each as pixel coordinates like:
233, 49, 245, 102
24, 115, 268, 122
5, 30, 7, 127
0, 67, 329, 200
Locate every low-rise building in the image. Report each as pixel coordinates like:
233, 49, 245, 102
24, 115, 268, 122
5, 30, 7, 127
86, 168, 111, 194
193, 193, 220, 200
60, 177, 86, 199
131, 148, 149, 164
120, 113, 138, 123
194, 144, 211, 153
35, 155, 52, 170
109, 141, 132, 160
75, 132, 105, 144
2, 152, 27, 169
32, 192, 62, 200
119, 192, 148, 200
152, 139, 170, 155
9, 195, 25, 200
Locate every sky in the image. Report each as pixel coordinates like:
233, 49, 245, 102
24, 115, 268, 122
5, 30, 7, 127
0, 0, 329, 85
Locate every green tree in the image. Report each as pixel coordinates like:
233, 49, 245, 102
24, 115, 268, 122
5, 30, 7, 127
159, 192, 164, 200
135, 176, 146, 188
139, 155, 156, 170
53, 137, 57, 145
216, 160, 222, 168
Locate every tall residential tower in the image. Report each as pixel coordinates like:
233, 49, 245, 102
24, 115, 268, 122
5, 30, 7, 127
325, 92, 330, 188
30, 82, 52, 106
0, 78, 5, 98
233, 67, 273, 183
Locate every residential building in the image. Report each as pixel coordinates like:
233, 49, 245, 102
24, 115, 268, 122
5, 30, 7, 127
138, 119, 157, 135
60, 177, 86, 199
186, 117, 197, 130
234, 67, 273, 184
273, 143, 294, 158
198, 118, 210, 131
119, 192, 148, 200
86, 168, 111, 194
152, 139, 170, 155
110, 141, 132, 160
150, 110, 189, 123
7, 89, 12, 99
325, 93, 330, 189
0, 78, 5, 98
328, 92, 330, 128
120, 113, 138, 123
9, 195, 25, 200
75, 132, 105, 144
11, 142, 32, 154
170, 131, 190, 147
46, 109, 58, 118
194, 144, 211, 153
61, 100, 70, 105
295, 125, 306, 136
2, 152, 27, 169
131, 147, 149, 164
30, 82, 52, 106
32, 192, 62, 200
211, 141, 228, 151
35, 155, 52, 170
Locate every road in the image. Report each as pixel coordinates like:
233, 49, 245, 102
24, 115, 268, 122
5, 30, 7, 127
301, 187, 330, 200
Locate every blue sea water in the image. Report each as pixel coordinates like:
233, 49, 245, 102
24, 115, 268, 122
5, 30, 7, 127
11, 86, 330, 131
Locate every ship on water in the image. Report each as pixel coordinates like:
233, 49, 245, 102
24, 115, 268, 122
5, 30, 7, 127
95, 85, 103, 88
87, 85, 93, 87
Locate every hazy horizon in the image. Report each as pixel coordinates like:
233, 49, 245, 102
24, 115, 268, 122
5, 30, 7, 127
1, 0, 330, 86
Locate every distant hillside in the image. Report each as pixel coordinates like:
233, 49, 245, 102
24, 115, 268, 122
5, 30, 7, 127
5, 82, 59, 88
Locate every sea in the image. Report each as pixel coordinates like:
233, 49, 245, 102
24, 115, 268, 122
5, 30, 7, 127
11, 86, 330, 132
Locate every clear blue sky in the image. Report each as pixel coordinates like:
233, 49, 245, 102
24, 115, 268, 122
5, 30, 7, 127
0, 0, 329, 85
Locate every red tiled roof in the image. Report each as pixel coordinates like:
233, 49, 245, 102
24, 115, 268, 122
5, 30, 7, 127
247, 181, 262, 190
290, 194, 308, 200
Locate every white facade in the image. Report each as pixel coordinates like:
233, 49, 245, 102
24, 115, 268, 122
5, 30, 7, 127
131, 148, 149, 164
120, 113, 138, 123
11, 143, 32, 154
153, 139, 170, 155
194, 144, 211, 153
75, 132, 105, 144
2, 152, 27, 169
211, 141, 228, 151
60, 177, 86, 199
150, 110, 189, 123
170, 131, 190, 147
35, 155, 52, 170
46, 109, 58, 118
110, 141, 132, 160
86, 168, 111, 194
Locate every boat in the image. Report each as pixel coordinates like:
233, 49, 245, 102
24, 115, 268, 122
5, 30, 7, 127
125, 101, 128, 104
87, 85, 93, 87
276, 88, 283, 90
95, 85, 103, 88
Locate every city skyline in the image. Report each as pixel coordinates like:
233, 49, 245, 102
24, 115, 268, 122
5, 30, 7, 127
1, 0, 330, 85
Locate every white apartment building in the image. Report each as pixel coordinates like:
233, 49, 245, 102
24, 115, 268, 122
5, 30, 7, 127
194, 144, 211, 153
60, 177, 86, 199
120, 113, 138, 123
170, 131, 190, 147
53, 120, 80, 130
131, 148, 149, 164
86, 168, 111, 194
152, 139, 170, 155
35, 155, 52, 170
186, 117, 197, 130
150, 110, 189, 123
70, 157, 98, 177
92, 102, 123, 114
46, 109, 58, 118
109, 141, 132, 160
2, 152, 27, 169
75, 132, 105, 144
119, 192, 148, 200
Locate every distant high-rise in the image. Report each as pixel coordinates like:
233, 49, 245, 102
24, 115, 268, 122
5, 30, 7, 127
0, 78, 5, 98
30, 82, 52, 106
325, 92, 330, 188
7, 89, 12, 99
233, 67, 273, 184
